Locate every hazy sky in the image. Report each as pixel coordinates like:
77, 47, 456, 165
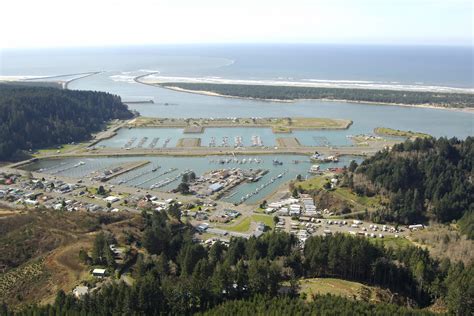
1, 0, 472, 48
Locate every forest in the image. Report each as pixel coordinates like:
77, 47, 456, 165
159, 82, 474, 107
345, 137, 473, 227
4, 209, 472, 315
0, 84, 133, 160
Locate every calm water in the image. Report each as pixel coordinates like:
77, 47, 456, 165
68, 71, 472, 139
5, 44, 472, 202
2, 44, 472, 139
24, 155, 358, 204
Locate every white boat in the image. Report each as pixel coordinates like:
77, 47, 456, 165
309, 165, 320, 174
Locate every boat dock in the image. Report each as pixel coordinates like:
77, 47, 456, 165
134, 168, 178, 187
238, 169, 288, 204
92, 160, 150, 182
124, 137, 137, 148
149, 137, 160, 148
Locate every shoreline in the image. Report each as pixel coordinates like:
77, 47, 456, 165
0, 72, 103, 90
157, 85, 474, 114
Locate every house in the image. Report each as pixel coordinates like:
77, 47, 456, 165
268, 202, 282, 209
277, 207, 289, 216
104, 196, 120, 203
73, 286, 89, 298
408, 224, 424, 230
225, 209, 240, 218
92, 268, 107, 278
208, 183, 223, 192
53, 203, 63, 210
289, 204, 301, 216
24, 199, 38, 206
196, 223, 209, 232
265, 207, 275, 214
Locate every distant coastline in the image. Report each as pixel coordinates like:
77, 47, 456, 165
149, 83, 474, 114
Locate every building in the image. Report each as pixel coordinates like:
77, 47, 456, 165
196, 223, 209, 232
208, 183, 223, 192
408, 224, 424, 230
73, 286, 89, 298
104, 196, 120, 203
92, 268, 107, 278
265, 207, 275, 214
289, 204, 301, 216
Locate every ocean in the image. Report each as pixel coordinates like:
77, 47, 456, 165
1, 44, 473, 88
1, 44, 472, 140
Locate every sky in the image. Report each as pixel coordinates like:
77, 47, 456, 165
0, 0, 472, 48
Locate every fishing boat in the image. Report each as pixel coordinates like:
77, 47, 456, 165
273, 159, 283, 166
309, 164, 320, 174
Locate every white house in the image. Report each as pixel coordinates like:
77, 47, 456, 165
265, 207, 275, 214
92, 268, 107, 278
289, 204, 301, 216
104, 196, 120, 203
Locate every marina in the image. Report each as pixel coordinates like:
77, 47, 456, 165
97, 127, 362, 149
148, 137, 160, 148
22, 154, 361, 204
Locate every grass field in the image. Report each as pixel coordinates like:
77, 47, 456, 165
130, 117, 352, 132
252, 214, 275, 229
218, 216, 252, 232
296, 176, 328, 191
298, 278, 365, 301
297, 176, 383, 212
218, 214, 276, 233
34, 142, 88, 156
296, 277, 410, 306
334, 187, 383, 210
374, 127, 431, 140
369, 236, 412, 250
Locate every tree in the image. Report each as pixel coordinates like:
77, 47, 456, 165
0, 84, 132, 160
323, 181, 331, 190
348, 160, 358, 172
168, 203, 182, 220
292, 188, 298, 198
79, 248, 91, 265
97, 185, 106, 195
92, 232, 107, 265
177, 182, 190, 194
273, 216, 279, 226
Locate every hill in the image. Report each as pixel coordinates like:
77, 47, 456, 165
0, 84, 133, 160
0, 209, 138, 308
348, 137, 473, 225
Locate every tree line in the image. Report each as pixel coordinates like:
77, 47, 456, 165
5, 209, 472, 315
196, 295, 436, 316
160, 82, 474, 108
0, 84, 133, 160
